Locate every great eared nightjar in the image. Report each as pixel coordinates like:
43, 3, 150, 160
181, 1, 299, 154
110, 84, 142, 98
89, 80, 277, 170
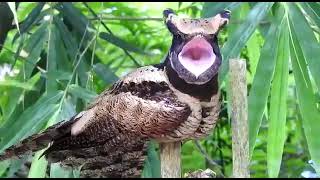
0, 8, 230, 178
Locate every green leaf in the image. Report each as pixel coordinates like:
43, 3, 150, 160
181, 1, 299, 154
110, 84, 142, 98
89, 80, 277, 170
202, 2, 241, 18
41, 70, 72, 81
142, 141, 161, 178
57, 2, 95, 43
288, 3, 320, 90
93, 63, 118, 85
0, 72, 41, 134
99, 32, 149, 55
227, 2, 250, 35
28, 149, 48, 178
46, 23, 59, 94
28, 107, 67, 178
219, 2, 274, 84
267, 7, 289, 177
0, 92, 63, 152
68, 84, 97, 102
50, 163, 74, 178
23, 22, 49, 78
7, 2, 20, 34
0, 79, 36, 90
1, 22, 48, 132
299, 2, 320, 30
289, 15, 320, 176
53, 16, 78, 62
0, 160, 9, 177
53, 15, 91, 87
12, 2, 45, 44
5, 158, 26, 177
246, 31, 262, 83
248, 15, 281, 157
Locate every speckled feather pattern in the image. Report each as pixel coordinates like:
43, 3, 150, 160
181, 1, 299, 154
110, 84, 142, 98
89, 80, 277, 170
0, 65, 220, 177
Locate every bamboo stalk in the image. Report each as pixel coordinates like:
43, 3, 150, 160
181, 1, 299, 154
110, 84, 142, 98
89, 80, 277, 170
159, 142, 181, 178
229, 58, 250, 178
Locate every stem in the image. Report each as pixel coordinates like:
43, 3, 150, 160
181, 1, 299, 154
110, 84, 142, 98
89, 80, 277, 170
83, 2, 142, 67
159, 142, 181, 178
229, 58, 250, 178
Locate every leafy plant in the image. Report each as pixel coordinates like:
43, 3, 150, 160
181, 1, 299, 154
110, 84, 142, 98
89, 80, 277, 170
203, 2, 320, 177
0, 2, 319, 178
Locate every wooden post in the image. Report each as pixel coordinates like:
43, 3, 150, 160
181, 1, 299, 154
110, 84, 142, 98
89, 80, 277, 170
159, 142, 181, 178
229, 59, 250, 178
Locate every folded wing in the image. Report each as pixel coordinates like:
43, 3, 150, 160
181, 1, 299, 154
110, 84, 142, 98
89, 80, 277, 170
0, 65, 191, 177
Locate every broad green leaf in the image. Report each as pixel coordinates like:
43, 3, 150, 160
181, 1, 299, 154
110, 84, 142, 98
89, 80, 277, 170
7, 2, 20, 33
50, 163, 74, 178
1, 23, 48, 134
68, 84, 98, 102
0, 91, 63, 152
41, 70, 72, 81
57, 97, 77, 123
28, 96, 76, 178
53, 16, 78, 62
0, 79, 36, 90
288, 3, 320, 90
13, 33, 26, 68
28, 149, 48, 178
0, 160, 9, 177
23, 22, 49, 78
54, 29, 72, 72
12, 2, 45, 44
248, 16, 281, 157
289, 17, 320, 175
46, 23, 59, 94
99, 32, 149, 55
28, 108, 64, 178
0, 72, 41, 130
227, 2, 250, 35
267, 7, 289, 177
202, 2, 241, 18
53, 16, 90, 86
93, 63, 118, 85
57, 2, 95, 43
5, 158, 26, 177
142, 141, 161, 178
219, 2, 274, 84
246, 31, 262, 83
299, 2, 320, 30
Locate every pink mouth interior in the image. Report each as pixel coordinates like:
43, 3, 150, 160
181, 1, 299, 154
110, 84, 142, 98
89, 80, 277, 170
178, 36, 216, 77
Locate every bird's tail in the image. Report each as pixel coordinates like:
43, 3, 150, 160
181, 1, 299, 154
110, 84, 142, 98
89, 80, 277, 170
0, 118, 75, 161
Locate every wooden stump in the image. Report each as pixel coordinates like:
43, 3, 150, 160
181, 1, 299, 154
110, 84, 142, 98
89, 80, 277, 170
229, 59, 250, 178
159, 142, 181, 178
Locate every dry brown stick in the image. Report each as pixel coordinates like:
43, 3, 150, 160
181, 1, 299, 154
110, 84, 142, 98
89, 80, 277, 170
229, 58, 250, 178
159, 142, 181, 178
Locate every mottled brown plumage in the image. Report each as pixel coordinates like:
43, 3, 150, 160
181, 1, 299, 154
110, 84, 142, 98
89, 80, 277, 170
0, 9, 230, 178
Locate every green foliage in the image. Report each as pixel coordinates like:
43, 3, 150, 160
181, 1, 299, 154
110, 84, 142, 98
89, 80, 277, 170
0, 2, 319, 178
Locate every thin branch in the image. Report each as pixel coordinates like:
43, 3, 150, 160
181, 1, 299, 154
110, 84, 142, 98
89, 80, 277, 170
82, 2, 142, 67
216, 123, 225, 175
88, 16, 271, 25
194, 140, 219, 167
89, 16, 163, 21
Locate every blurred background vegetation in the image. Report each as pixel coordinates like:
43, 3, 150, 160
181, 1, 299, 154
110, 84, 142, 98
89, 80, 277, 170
0, 2, 319, 178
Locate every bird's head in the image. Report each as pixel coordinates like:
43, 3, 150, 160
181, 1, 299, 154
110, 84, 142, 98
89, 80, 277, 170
163, 9, 230, 85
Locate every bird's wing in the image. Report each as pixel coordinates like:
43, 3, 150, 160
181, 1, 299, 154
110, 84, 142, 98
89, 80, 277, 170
0, 65, 191, 177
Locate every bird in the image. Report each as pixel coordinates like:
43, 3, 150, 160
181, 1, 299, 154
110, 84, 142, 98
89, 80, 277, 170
0, 8, 230, 178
